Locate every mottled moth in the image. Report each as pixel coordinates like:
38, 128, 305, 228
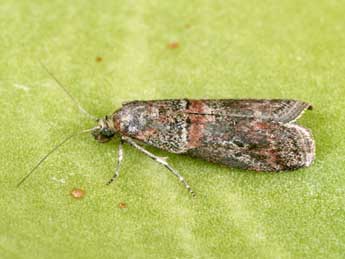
18, 66, 315, 196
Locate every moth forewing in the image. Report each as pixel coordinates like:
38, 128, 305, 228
112, 99, 315, 172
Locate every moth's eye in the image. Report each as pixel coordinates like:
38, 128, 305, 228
101, 128, 115, 138
91, 129, 112, 143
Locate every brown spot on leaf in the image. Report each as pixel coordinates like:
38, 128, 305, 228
119, 202, 127, 209
70, 188, 85, 199
96, 56, 103, 62
167, 42, 179, 49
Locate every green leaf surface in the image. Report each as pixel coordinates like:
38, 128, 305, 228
1, 1, 345, 258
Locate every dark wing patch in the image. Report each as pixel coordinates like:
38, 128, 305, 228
186, 118, 315, 171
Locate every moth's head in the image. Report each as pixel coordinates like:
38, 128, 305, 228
92, 116, 116, 143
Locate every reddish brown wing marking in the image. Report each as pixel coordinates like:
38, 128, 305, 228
186, 118, 315, 171
184, 99, 312, 123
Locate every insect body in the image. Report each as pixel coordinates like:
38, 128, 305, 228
18, 65, 315, 196
91, 99, 315, 195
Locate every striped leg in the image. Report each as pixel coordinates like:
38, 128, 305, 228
106, 139, 124, 185
123, 136, 195, 197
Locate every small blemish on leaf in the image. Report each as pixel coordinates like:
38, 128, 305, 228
14, 83, 30, 92
119, 202, 127, 209
70, 188, 85, 199
51, 176, 65, 184
96, 56, 103, 62
167, 42, 179, 49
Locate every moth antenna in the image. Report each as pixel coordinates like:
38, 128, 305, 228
16, 127, 100, 187
39, 61, 98, 121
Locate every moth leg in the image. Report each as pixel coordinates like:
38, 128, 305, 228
123, 136, 195, 197
106, 138, 124, 185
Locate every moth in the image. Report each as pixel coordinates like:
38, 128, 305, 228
18, 65, 315, 196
